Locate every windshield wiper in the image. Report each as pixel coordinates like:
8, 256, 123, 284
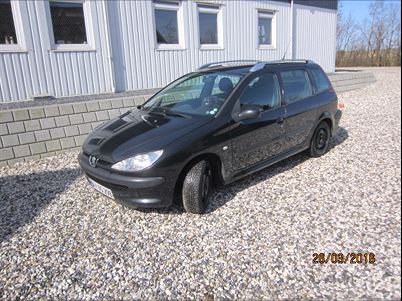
151, 107, 190, 118
163, 109, 191, 118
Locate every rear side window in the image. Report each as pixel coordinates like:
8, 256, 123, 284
310, 68, 330, 93
239, 73, 281, 111
281, 70, 312, 103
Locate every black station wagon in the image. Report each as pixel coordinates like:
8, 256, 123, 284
79, 60, 342, 213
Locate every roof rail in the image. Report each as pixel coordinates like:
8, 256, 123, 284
198, 60, 258, 70
249, 59, 315, 72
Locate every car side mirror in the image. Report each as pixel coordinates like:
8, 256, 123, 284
237, 106, 261, 121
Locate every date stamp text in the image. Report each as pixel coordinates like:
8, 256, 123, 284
312, 253, 376, 264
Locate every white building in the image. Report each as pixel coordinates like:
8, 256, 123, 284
0, 0, 337, 103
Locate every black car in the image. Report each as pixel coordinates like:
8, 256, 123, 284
79, 60, 342, 213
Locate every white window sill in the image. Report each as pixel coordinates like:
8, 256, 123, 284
49, 44, 96, 52
0, 45, 27, 53
200, 45, 224, 50
258, 45, 276, 50
155, 44, 185, 51
195, 0, 226, 6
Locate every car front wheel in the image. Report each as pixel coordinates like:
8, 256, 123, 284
182, 160, 212, 214
310, 121, 331, 157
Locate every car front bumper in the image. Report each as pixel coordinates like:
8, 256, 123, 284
78, 153, 174, 208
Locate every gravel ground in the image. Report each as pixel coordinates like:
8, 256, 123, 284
0, 67, 400, 300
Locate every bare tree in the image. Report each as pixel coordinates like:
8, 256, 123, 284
337, 1, 358, 52
336, 0, 401, 67
384, 2, 401, 65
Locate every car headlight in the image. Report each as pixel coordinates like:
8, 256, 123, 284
111, 150, 163, 172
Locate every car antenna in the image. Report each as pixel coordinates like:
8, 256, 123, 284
282, 37, 292, 60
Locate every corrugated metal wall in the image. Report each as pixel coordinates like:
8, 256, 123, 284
0, 1, 113, 103
272, 0, 338, 10
293, 3, 337, 72
0, 0, 337, 103
108, 0, 292, 93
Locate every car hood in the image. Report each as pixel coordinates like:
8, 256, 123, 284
82, 108, 209, 163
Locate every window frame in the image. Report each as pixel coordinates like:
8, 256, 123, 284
256, 9, 276, 50
280, 68, 314, 105
152, 0, 185, 51
235, 71, 282, 113
0, 0, 27, 53
45, 0, 95, 52
197, 4, 223, 50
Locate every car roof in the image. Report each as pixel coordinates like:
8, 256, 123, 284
196, 60, 320, 76
197, 65, 254, 76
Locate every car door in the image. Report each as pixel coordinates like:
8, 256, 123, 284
280, 68, 316, 150
229, 72, 287, 171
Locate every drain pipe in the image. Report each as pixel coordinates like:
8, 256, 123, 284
102, 1, 116, 93
289, 0, 294, 60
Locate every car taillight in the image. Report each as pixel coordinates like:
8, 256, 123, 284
338, 102, 345, 109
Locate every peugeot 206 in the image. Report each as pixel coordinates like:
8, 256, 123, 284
78, 60, 342, 213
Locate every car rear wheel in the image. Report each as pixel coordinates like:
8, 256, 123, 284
310, 121, 331, 157
182, 160, 212, 214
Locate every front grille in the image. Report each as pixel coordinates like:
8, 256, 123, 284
82, 152, 111, 169
86, 174, 128, 191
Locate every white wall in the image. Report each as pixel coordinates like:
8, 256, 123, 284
0, 0, 337, 103
0, 1, 113, 103
108, 0, 292, 93
293, 4, 337, 72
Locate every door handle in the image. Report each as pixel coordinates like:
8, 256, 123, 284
277, 117, 285, 124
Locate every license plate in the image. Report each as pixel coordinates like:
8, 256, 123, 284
87, 177, 114, 199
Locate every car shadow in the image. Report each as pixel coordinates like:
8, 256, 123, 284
0, 168, 81, 243
328, 126, 349, 151
136, 127, 349, 215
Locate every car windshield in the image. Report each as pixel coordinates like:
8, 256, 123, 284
143, 72, 243, 117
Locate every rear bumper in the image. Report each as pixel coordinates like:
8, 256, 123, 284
78, 153, 173, 208
333, 109, 342, 135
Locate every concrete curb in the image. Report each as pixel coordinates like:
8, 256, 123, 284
329, 71, 376, 93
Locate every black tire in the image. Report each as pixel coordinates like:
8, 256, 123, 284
182, 160, 212, 214
310, 121, 331, 157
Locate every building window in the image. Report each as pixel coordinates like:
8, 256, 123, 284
50, 1, 87, 44
46, 0, 94, 51
0, 0, 25, 52
199, 12, 217, 44
257, 11, 275, 48
198, 4, 222, 49
153, 0, 183, 50
0, 0, 17, 45
155, 9, 178, 44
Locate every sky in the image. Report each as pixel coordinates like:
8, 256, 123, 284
342, 0, 401, 22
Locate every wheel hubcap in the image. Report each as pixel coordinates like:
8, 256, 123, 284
316, 128, 328, 150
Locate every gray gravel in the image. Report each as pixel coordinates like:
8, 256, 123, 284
0, 67, 400, 300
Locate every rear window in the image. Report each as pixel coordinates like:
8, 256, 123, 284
310, 68, 330, 93
281, 70, 313, 103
